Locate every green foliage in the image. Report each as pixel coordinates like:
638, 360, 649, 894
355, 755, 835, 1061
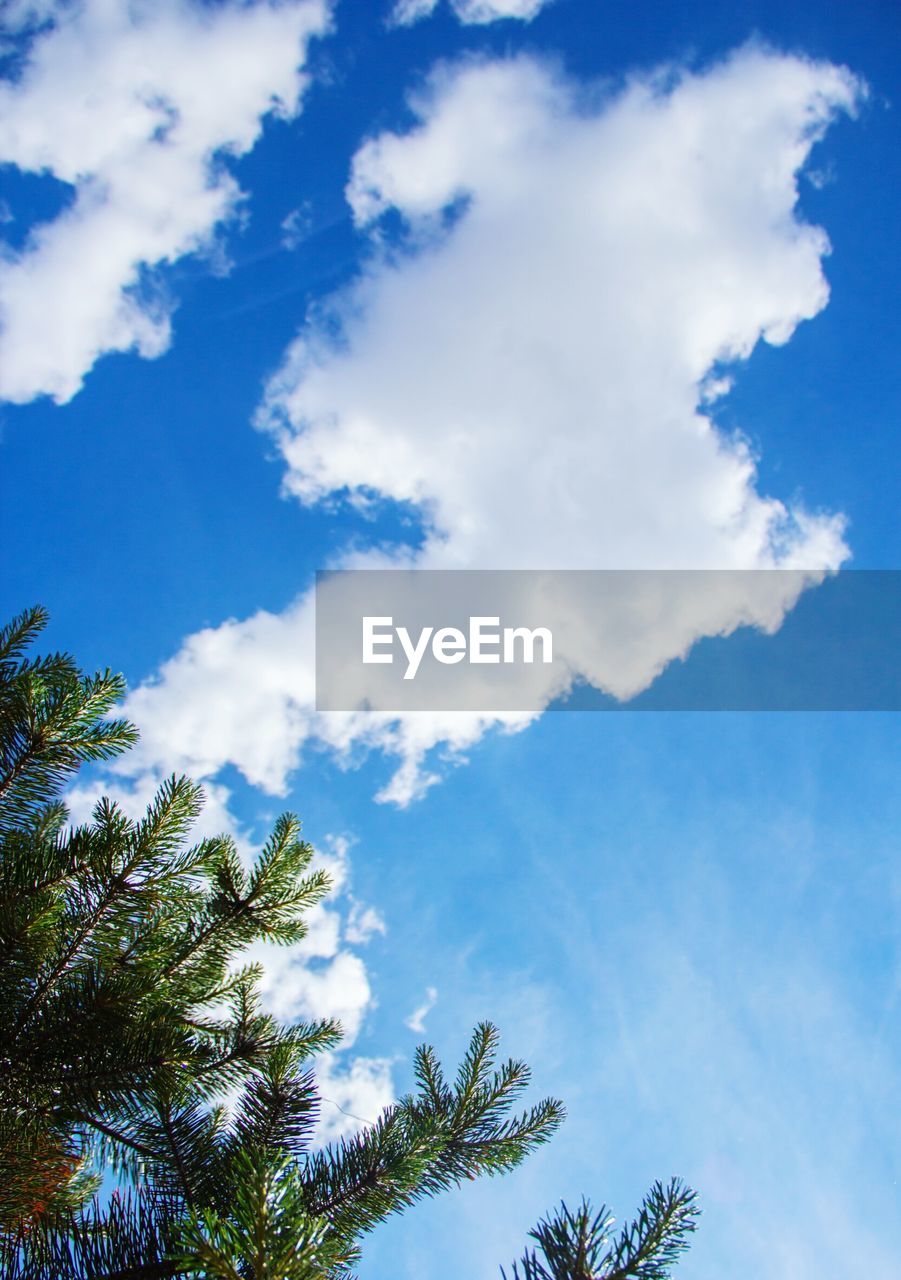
173, 1151, 358, 1280
505, 1180, 700, 1280
0, 605, 137, 833
0, 607, 697, 1279
0, 605, 339, 1239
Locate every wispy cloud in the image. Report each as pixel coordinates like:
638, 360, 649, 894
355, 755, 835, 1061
406, 986, 438, 1033
280, 202, 314, 250
378, 795, 901, 1280
389, 0, 554, 28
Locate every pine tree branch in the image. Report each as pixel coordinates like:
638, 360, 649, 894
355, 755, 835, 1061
10, 876, 126, 1041
0, 734, 37, 805
70, 1114, 158, 1162
3, 610, 606, 1279
158, 1103, 196, 1212
9, 811, 185, 1043
160, 900, 250, 980
604, 1180, 699, 1280
306, 1155, 386, 1220
191, 1042, 256, 1079
97, 1265, 183, 1280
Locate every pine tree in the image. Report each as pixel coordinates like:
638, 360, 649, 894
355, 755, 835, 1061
504, 1180, 699, 1280
0, 607, 698, 1279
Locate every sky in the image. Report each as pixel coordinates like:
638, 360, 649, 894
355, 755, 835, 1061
1, 1, 899, 1277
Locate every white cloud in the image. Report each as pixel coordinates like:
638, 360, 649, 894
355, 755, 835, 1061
281, 202, 313, 250
346, 900, 388, 944
451, 0, 553, 22
116, 46, 861, 805
237, 830, 381, 1044
244, 923, 394, 1143
253, 946, 373, 1040
270, 49, 857, 573
389, 0, 439, 28
117, 590, 517, 805
405, 985, 438, 1034
251, 825, 395, 1143
0, 0, 330, 404
244, 828, 395, 1142
0, 1, 63, 38
389, 0, 553, 28
120, 597, 318, 794
313, 1053, 395, 1143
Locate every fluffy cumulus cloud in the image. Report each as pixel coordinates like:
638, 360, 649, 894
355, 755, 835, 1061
118, 589, 517, 804
0, 0, 330, 404
246, 832, 395, 1140
0, 1, 67, 38
267, 48, 857, 573
116, 45, 862, 804
390, 0, 553, 29
312, 1055, 395, 1142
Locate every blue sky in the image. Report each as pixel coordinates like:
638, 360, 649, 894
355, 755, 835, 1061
1, 1, 899, 1277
